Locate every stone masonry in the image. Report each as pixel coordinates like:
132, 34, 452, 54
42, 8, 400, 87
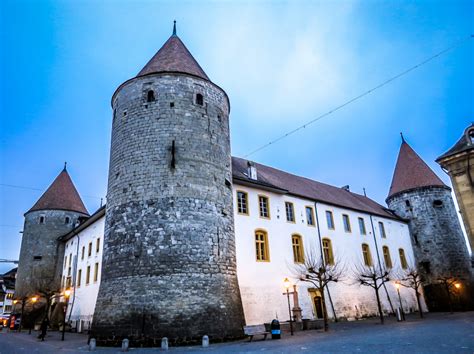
15, 209, 86, 297
91, 73, 246, 345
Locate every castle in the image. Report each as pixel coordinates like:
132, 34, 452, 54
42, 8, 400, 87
14, 25, 472, 345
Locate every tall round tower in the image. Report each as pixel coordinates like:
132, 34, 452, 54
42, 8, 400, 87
15, 166, 89, 297
92, 24, 245, 345
386, 137, 472, 310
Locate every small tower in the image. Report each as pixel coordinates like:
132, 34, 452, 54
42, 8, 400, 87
437, 124, 474, 261
92, 23, 245, 344
386, 137, 472, 310
15, 165, 89, 297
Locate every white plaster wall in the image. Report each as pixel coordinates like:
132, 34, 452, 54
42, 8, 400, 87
233, 184, 426, 325
62, 216, 105, 325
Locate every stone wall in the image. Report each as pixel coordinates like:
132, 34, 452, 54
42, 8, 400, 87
92, 73, 245, 345
15, 209, 86, 297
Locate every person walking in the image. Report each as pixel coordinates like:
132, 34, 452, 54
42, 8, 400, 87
38, 318, 48, 341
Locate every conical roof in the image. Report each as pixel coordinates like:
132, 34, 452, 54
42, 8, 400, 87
27, 167, 89, 215
387, 139, 446, 199
137, 24, 209, 81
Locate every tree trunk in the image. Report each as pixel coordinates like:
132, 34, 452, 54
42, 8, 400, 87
415, 289, 423, 318
375, 286, 384, 324
320, 288, 329, 331
445, 284, 453, 313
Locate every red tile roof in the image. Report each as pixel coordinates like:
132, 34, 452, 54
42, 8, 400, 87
137, 34, 209, 81
232, 157, 400, 220
387, 141, 446, 199
27, 168, 89, 215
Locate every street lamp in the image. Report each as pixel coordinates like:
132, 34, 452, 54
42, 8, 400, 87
395, 282, 405, 321
454, 283, 461, 290
62, 289, 71, 341
283, 278, 294, 336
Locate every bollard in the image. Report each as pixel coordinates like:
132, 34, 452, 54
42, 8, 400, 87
121, 338, 129, 352
161, 337, 169, 350
89, 338, 96, 351
202, 335, 209, 348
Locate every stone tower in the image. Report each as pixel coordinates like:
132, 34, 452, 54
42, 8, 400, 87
92, 24, 245, 345
15, 166, 89, 297
386, 137, 472, 310
437, 124, 474, 263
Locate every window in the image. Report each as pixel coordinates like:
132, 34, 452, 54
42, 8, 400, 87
326, 211, 335, 229
258, 195, 270, 219
65, 217, 70, 224
147, 90, 155, 102
81, 246, 85, 260
405, 200, 411, 207
342, 214, 351, 232
66, 276, 72, 288
362, 244, 373, 266
358, 217, 366, 235
306, 206, 315, 226
64, 256, 67, 269
77, 269, 82, 287
33, 256, 42, 261
378, 222, 386, 238
285, 202, 295, 222
88, 242, 92, 257
255, 230, 269, 262
237, 191, 249, 215
292, 234, 304, 263
68, 253, 72, 266
383, 246, 392, 268
196, 93, 204, 106
94, 263, 99, 282
322, 238, 334, 265
96, 238, 100, 253
39, 216, 45, 224
433, 200, 443, 208
4, 305, 12, 313
399, 248, 408, 269
86, 266, 91, 285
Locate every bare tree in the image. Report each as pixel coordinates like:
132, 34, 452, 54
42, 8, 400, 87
437, 276, 462, 313
396, 265, 424, 318
351, 262, 392, 324
291, 250, 345, 331
29, 269, 61, 323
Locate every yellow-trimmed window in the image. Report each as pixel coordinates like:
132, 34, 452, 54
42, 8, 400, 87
326, 211, 335, 229
285, 202, 295, 222
322, 238, 334, 265
383, 246, 392, 268
255, 230, 270, 261
379, 222, 387, 238
96, 238, 100, 253
259, 195, 270, 219
358, 217, 366, 235
306, 206, 315, 226
292, 234, 304, 263
362, 243, 373, 266
399, 248, 408, 269
342, 214, 351, 232
237, 191, 249, 215
86, 266, 91, 285
88, 242, 92, 257
94, 263, 99, 282
77, 269, 82, 288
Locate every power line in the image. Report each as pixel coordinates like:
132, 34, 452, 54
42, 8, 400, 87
244, 35, 473, 158
0, 183, 102, 200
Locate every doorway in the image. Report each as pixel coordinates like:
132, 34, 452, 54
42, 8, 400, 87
308, 289, 324, 319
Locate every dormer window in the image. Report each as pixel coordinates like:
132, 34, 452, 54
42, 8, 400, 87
247, 161, 257, 180
196, 93, 204, 106
468, 129, 474, 144
147, 90, 155, 102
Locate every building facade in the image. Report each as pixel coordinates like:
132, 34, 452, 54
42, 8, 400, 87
437, 124, 474, 261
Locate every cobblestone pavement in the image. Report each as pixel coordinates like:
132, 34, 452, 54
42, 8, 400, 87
0, 312, 473, 353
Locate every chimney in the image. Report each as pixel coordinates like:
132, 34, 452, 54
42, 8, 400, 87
247, 161, 257, 180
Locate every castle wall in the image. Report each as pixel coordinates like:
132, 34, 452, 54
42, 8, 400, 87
92, 73, 245, 344
387, 186, 471, 283
15, 209, 85, 297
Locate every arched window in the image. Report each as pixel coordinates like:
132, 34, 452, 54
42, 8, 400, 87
382, 246, 392, 268
322, 238, 334, 265
292, 234, 304, 263
399, 248, 408, 269
255, 230, 269, 262
196, 93, 204, 106
362, 243, 373, 266
147, 90, 155, 102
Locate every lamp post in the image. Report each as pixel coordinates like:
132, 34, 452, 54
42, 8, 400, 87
283, 278, 294, 336
29, 296, 38, 334
395, 282, 405, 321
62, 289, 71, 341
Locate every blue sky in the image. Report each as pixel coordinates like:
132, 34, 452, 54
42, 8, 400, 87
0, 0, 473, 273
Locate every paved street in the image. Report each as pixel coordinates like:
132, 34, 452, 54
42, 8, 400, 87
0, 312, 473, 353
